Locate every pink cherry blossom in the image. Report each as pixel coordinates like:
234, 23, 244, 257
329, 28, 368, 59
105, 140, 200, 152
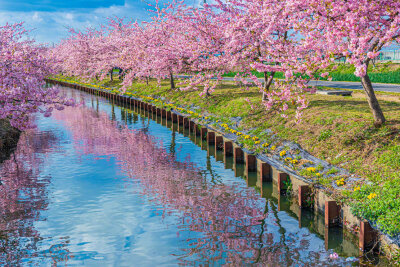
0, 22, 74, 130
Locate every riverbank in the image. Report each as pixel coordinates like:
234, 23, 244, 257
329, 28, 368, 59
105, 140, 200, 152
0, 120, 20, 163
51, 75, 400, 261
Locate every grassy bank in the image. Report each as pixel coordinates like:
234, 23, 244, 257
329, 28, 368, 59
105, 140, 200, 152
223, 62, 400, 84
55, 75, 400, 241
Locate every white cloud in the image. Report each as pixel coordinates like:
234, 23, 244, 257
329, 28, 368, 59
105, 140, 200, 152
32, 12, 43, 22
0, 1, 150, 44
64, 13, 74, 21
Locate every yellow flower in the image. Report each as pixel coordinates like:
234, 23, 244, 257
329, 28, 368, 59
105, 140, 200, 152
291, 159, 298, 164
367, 193, 377, 200
316, 172, 322, 177
336, 178, 345, 186
262, 143, 269, 148
307, 167, 316, 172
244, 135, 250, 139
204, 117, 208, 120
255, 141, 260, 145
354, 186, 360, 192
285, 157, 292, 162
279, 150, 286, 157
271, 145, 276, 151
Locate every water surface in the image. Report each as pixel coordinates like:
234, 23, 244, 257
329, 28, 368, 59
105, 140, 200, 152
0, 87, 366, 265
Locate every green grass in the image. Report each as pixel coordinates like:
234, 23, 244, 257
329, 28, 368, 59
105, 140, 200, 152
351, 180, 400, 236
56, 74, 400, 238
325, 62, 400, 84
223, 70, 285, 79
223, 62, 400, 84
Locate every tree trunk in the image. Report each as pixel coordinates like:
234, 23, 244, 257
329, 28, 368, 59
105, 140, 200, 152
262, 71, 275, 101
110, 70, 113, 81
170, 72, 175, 90
146, 77, 149, 85
360, 74, 386, 126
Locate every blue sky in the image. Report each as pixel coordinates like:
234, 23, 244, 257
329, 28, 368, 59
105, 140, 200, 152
0, 0, 189, 44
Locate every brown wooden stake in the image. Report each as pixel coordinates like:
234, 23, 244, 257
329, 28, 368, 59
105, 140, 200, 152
183, 117, 190, 129
234, 147, 244, 163
324, 201, 341, 227
259, 162, 271, 182
359, 220, 377, 252
246, 154, 257, 172
298, 185, 311, 208
200, 127, 207, 139
207, 132, 215, 144
224, 141, 233, 156
277, 172, 289, 193
215, 136, 223, 150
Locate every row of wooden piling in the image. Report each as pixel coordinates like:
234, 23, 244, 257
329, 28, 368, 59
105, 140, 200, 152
48, 78, 387, 255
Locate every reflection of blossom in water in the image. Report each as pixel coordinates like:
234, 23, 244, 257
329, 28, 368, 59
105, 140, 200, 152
0, 129, 58, 265
54, 103, 346, 266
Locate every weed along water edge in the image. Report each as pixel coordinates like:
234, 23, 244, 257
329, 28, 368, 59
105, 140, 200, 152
0, 84, 390, 265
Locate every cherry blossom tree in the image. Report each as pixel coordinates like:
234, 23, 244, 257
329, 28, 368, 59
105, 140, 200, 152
0, 22, 74, 130
51, 27, 104, 79
215, 0, 296, 98
296, 0, 400, 125
50, 0, 399, 124
202, 0, 331, 119
167, 3, 231, 96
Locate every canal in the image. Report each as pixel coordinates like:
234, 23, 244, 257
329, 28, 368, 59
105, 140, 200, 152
0, 87, 370, 265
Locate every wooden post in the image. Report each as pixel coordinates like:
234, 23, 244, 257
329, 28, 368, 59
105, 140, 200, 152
234, 147, 244, 163
183, 117, 190, 129
359, 221, 377, 252
200, 127, 207, 139
195, 124, 201, 136
224, 141, 233, 156
177, 115, 183, 125
246, 154, 257, 172
166, 110, 172, 121
189, 121, 195, 133
259, 162, 271, 182
277, 172, 289, 193
207, 132, 215, 144
215, 136, 223, 150
172, 113, 178, 123
324, 201, 341, 227
298, 185, 311, 208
